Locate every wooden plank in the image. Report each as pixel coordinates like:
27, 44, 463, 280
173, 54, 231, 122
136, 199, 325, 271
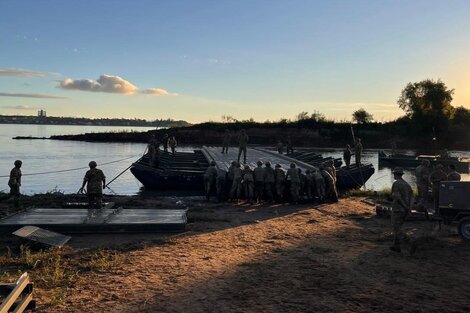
11, 292, 32, 313
0, 273, 29, 313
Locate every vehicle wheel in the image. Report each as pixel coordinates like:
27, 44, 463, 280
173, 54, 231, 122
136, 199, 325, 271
458, 218, 470, 241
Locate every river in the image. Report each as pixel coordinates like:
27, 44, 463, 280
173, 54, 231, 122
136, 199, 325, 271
0, 124, 469, 195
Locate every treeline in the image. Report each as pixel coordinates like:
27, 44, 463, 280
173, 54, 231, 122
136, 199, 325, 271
0, 115, 190, 127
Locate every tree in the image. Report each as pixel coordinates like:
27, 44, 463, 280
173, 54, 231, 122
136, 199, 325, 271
397, 79, 454, 134
352, 108, 373, 124
453, 106, 470, 126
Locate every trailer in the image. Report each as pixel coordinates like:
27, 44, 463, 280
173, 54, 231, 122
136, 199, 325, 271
438, 181, 470, 240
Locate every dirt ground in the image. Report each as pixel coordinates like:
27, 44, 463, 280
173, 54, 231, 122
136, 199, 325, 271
1, 196, 470, 312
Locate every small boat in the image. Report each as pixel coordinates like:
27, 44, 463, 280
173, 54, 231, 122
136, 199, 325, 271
287, 151, 375, 190
130, 150, 209, 189
378, 151, 470, 173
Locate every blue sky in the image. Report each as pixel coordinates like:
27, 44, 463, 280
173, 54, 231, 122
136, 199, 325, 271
1, 0, 469, 123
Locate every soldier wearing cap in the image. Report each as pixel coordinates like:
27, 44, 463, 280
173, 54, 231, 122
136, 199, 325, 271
263, 161, 275, 203
343, 144, 352, 169
390, 167, 413, 253
237, 129, 249, 164
430, 164, 447, 213
320, 164, 337, 203
8, 160, 22, 208
80, 161, 106, 209
313, 168, 325, 202
216, 168, 227, 202
229, 161, 243, 201
253, 160, 265, 203
221, 129, 231, 154
305, 169, 315, 202
274, 164, 285, 202
447, 164, 461, 181
204, 161, 218, 201
242, 165, 255, 203
286, 163, 300, 203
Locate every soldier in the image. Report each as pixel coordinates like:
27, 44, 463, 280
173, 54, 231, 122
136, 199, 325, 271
274, 164, 285, 202
321, 165, 338, 203
286, 136, 294, 155
389, 167, 413, 253
229, 162, 243, 201
299, 168, 306, 201
447, 164, 461, 181
8, 160, 22, 208
263, 161, 275, 203
253, 161, 265, 203
286, 163, 300, 203
305, 169, 315, 202
204, 161, 218, 201
162, 133, 169, 152
147, 135, 159, 167
430, 164, 447, 213
355, 138, 363, 167
242, 165, 255, 203
324, 160, 337, 183
222, 129, 230, 154
313, 168, 325, 202
168, 136, 177, 155
216, 168, 227, 202
237, 129, 249, 164
415, 160, 431, 214
343, 144, 352, 169
79, 161, 106, 209
276, 140, 283, 154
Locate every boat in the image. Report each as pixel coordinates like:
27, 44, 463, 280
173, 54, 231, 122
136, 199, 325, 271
378, 151, 470, 173
286, 151, 375, 190
130, 150, 209, 189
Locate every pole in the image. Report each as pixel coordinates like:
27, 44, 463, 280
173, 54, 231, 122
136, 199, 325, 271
350, 124, 356, 143
105, 164, 133, 188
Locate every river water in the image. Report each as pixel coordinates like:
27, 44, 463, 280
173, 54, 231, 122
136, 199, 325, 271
1, 124, 469, 195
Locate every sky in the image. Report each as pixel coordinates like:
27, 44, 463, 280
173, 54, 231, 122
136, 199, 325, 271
1, 0, 469, 123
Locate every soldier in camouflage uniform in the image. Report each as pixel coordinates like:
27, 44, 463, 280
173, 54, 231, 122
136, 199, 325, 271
242, 165, 254, 203
430, 164, 447, 213
274, 164, 285, 202
390, 167, 413, 253
229, 161, 243, 202
237, 129, 249, 164
286, 163, 300, 203
263, 161, 275, 203
216, 168, 227, 202
253, 161, 265, 203
8, 160, 22, 208
80, 161, 106, 209
204, 161, 218, 201
222, 129, 230, 154
168, 136, 177, 155
313, 168, 325, 202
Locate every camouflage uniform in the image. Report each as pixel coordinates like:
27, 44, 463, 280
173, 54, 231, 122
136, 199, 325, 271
390, 174, 413, 250
355, 139, 363, 167
274, 165, 285, 202
321, 168, 337, 202
242, 166, 254, 202
83, 167, 106, 209
8, 164, 22, 208
204, 162, 217, 201
263, 163, 275, 203
286, 165, 300, 203
216, 169, 227, 202
343, 145, 352, 169
253, 162, 265, 203
237, 131, 249, 164
313, 169, 325, 202
305, 170, 315, 201
168, 136, 177, 155
229, 164, 243, 200
415, 163, 430, 209
222, 130, 231, 154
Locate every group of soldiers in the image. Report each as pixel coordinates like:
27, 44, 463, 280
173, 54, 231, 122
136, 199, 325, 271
203, 159, 339, 204
6, 160, 106, 209
147, 133, 178, 166
390, 161, 462, 253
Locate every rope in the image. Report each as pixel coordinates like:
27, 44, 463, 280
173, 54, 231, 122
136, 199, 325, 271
0, 155, 137, 178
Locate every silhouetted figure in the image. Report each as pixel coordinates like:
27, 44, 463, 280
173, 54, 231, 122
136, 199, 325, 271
79, 161, 106, 209
8, 160, 22, 208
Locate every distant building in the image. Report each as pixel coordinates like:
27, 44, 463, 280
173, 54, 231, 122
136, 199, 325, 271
38, 110, 47, 117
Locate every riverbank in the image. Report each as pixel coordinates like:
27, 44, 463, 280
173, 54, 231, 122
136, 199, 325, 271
1, 194, 469, 312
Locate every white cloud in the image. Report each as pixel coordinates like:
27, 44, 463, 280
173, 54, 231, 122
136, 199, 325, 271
59, 74, 139, 94
0, 92, 68, 99
0, 68, 48, 77
2, 105, 39, 110
141, 88, 177, 96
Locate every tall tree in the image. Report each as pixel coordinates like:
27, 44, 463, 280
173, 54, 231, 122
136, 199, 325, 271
352, 108, 373, 124
397, 79, 454, 135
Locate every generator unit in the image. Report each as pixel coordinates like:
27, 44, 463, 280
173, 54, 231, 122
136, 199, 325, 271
439, 181, 470, 240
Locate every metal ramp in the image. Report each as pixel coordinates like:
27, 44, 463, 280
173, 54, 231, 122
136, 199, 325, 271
13, 226, 71, 247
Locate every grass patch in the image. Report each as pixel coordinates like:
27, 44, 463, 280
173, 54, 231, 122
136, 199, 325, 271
342, 188, 391, 199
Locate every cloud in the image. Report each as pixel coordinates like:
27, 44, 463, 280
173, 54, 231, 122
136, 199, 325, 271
0, 68, 48, 77
59, 75, 138, 94
141, 88, 177, 96
2, 105, 39, 110
0, 92, 68, 99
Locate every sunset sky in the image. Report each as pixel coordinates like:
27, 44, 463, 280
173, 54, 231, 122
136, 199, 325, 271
1, 0, 469, 123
